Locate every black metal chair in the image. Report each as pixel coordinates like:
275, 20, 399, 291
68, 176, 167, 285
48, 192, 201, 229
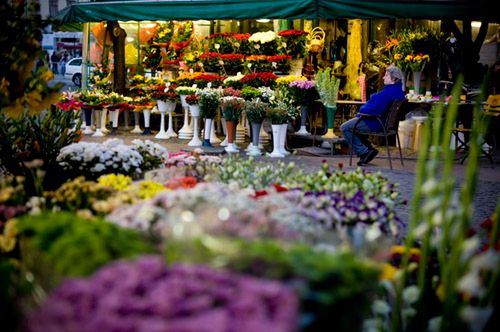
349, 99, 408, 169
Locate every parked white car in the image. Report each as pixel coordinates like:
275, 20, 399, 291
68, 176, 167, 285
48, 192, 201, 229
64, 57, 83, 87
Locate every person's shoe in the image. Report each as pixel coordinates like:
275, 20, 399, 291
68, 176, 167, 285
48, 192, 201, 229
357, 148, 379, 166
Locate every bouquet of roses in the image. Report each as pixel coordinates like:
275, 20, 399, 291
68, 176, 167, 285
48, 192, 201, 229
150, 82, 179, 103
184, 94, 199, 105
278, 29, 309, 59
267, 55, 291, 73
55, 91, 82, 111
219, 53, 245, 75
175, 72, 202, 87
220, 96, 245, 122
198, 52, 221, 73
248, 31, 278, 55
192, 73, 225, 89
240, 72, 278, 88
230, 33, 252, 54
206, 32, 234, 53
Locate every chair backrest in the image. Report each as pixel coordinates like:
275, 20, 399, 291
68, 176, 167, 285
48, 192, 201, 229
384, 99, 407, 132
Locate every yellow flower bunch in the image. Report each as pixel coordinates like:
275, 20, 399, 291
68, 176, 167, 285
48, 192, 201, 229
0, 219, 18, 253
276, 75, 307, 86
136, 180, 168, 199
404, 53, 430, 72
97, 174, 133, 191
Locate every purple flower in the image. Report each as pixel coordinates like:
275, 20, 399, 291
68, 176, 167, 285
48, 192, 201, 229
26, 256, 299, 332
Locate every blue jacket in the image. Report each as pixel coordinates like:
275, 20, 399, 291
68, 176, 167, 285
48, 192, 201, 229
356, 81, 405, 131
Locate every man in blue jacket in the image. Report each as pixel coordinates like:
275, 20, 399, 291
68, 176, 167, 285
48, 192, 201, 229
340, 65, 405, 166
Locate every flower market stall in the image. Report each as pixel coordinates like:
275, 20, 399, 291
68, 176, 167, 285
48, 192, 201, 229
1, 1, 499, 332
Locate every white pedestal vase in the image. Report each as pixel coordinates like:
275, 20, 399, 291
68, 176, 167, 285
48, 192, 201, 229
82, 107, 94, 135
296, 105, 310, 135
100, 108, 110, 134
279, 123, 290, 155
142, 108, 152, 135
155, 100, 174, 139
92, 109, 105, 137
202, 118, 214, 147
109, 109, 120, 135
247, 122, 262, 156
167, 102, 177, 138
220, 117, 228, 146
187, 105, 202, 146
123, 109, 130, 130
268, 124, 285, 158
259, 121, 270, 149
131, 111, 142, 133
178, 95, 193, 139
210, 119, 221, 144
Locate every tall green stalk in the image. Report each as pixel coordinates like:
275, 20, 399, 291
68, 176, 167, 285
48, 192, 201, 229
391, 75, 499, 331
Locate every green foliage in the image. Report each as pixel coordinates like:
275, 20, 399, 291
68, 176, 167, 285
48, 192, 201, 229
215, 156, 296, 190
0, 1, 63, 118
17, 212, 154, 280
386, 77, 500, 331
244, 99, 268, 124
198, 88, 220, 119
165, 235, 380, 332
0, 108, 82, 194
315, 67, 340, 107
240, 86, 261, 100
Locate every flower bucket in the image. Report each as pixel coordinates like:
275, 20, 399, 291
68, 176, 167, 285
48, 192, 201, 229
268, 124, 285, 158
247, 122, 262, 156
322, 105, 338, 139
413, 71, 422, 96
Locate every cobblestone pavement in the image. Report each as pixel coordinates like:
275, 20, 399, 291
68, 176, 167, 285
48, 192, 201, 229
81, 129, 500, 231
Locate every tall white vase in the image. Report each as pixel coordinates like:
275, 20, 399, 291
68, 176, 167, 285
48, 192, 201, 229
188, 104, 202, 146
413, 71, 422, 96
210, 119, 220, 144
92, 109, 105, 137
155, 100, 175, 139
109, 109, 120, 134
279, 123, 290, 155
268, 124, 285, 158
131, 111, 142, 133
142, 108, 151, 135
178, 95, 193, 139
220, 117, 228, 146
202, 118, 213, 147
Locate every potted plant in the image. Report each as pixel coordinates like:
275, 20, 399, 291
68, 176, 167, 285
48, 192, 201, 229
266, 106, 289, 158
315, 67, 341, 138
289, 79, 318, 135
244, 98, 268, 156
220, 96, 245, 153
197, 88, 221, 147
